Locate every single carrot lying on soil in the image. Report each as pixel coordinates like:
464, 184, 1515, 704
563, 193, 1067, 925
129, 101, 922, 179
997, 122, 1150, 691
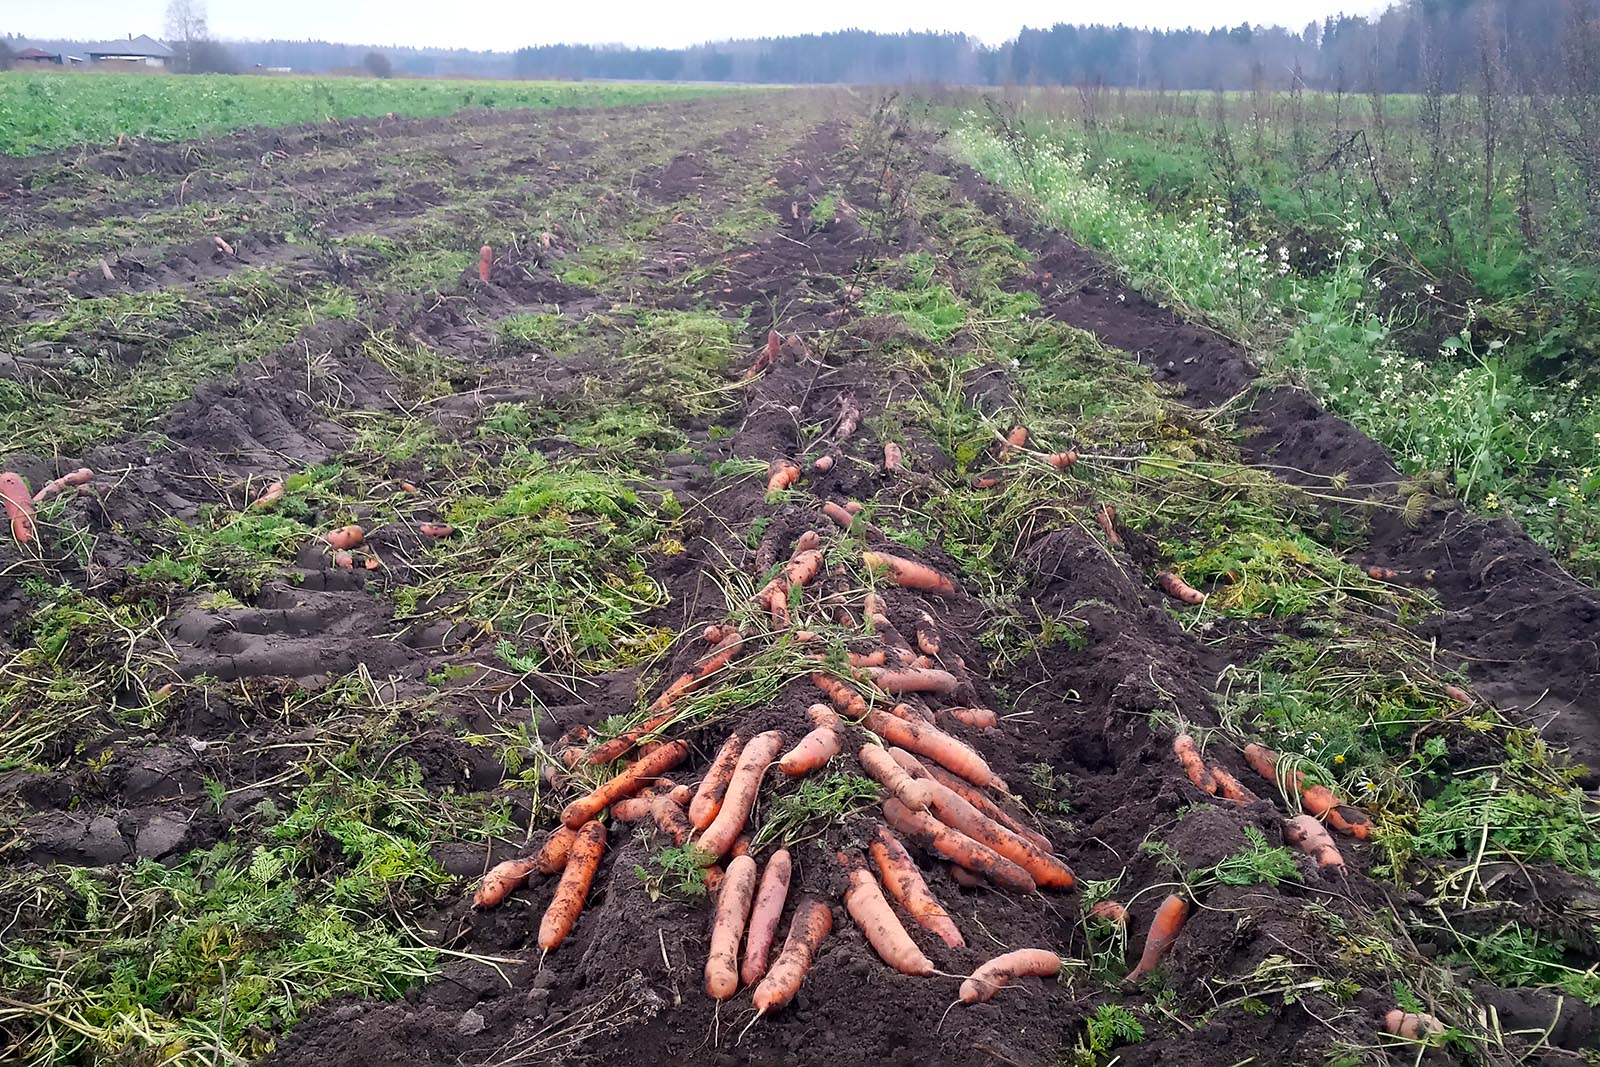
1209, 765, 1258, 806
478, 244, 492, 282
869, 666, 960, 695
32, 468, 93, 503
750, 898, 833, 1017
1242, 743, 1372, 839
651, 795, 694, 845
740, 849, 793, 985
1043, 450, 1078, 470
533, 825, 580, 874
1157, 571, 1206, 605
1096, 503, 1122, 545
1000, 425, 1028, 458
696, 730, 784, 861
321, 524, 365, 551
822, 501, 855, 529
705, 855, 760, 999
538, 820, 607, 950
883, 442, 904, 472
650, 630, 744, 712
766, 459, 802, 494
1384, 1009, 1445, 1039
1, 473, 37, 544
859, 744, 930, 810
474, 857, 540, 908
812, 454, 835, 473
561, 740, 689, 828
1367, 565, 1398, 581
690, 733, 745, 830
419, 522, 453, 538
840, 852, 933, 976
883, 797, 1037, 893
959, 948, 1062, 1004
1124, 894, 1189, 986
1283, 814, 1345, 868
862, 551, 958, 596
945, 707, 998, 729
863, 709, 1006, 793
1089, 900, 1128, 924
871, 826, 963, 947
778, 705, 842, 776
251, 480, 286, 509
1173, 734, 1216, 794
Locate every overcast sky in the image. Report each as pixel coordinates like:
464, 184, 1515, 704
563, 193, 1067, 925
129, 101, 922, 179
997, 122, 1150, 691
16, 1, 1396, 51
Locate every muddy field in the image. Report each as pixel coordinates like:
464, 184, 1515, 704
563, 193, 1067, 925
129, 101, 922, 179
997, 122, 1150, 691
2, 92, 1598, 1067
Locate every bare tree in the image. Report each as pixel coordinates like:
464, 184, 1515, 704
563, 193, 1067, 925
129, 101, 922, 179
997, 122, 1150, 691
165, 0, 209, 73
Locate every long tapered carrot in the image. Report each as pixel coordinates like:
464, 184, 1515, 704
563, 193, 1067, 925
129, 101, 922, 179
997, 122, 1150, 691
1210, 765, 1258, 805
31, 467, 93, 504
740, 849, 793, 986
689, 733, 745, 830
695, 730, 784, 861
812, 672, 867, 718
538, 820, 606, 950
1124, 894, 1188, 986
474, 857, 540, 908
959, 948, 1062, 1003
532, 825, 580, 874
651, 631, 744, 712
561, 741, 688, 828
1157, 571, 1206, 605
863, 709, 1006, 793
705, 855, 760, 999
1095, 503, 1122, 545
751, 898, 832, 1016
901, 758, 1074, 888
841, 855, 933, 975
911, 758, 1053, 852
871, 826, 963, 947
1, 473, 37, 544
883, 797, 1036, 893
862, 551, 957, 596
1173, 734, 1215, 794
1243, 743, 1371, 838
869, 666, 960, 695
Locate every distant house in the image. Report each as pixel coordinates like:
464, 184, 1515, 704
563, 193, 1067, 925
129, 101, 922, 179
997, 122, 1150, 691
86, 35, 173, 69
14, 47, 65, 66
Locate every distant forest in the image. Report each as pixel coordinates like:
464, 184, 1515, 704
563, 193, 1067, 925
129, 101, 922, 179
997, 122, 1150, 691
10, 0, 1592, 91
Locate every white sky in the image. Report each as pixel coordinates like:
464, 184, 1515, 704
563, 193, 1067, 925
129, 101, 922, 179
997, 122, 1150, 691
11, 0, 1396, 51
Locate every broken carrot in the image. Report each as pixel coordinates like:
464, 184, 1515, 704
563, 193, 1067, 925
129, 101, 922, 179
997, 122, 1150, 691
561, 740, 688, 828
862, 551, 957, 596
689, 733, 745, 830
871, 826, 963, 948
1043, 450, 1078, 470
1089, 900, 1128, 924
777, 705, 842, 776
859, 744, 930, 810
538, 820, 606, 950
812, 454, 835, 473
31, 468, 93, 504
812, 671, 867, 719
251, 480, 286, 509
1124, 894, 1188, 986
1096, 503, 1122, 545
650, 795, 694, 845
740, 849, 793, 986
1157, 571, 1206, 605
883, 442, 904, 471
1210, 765, 1258, 805
959, 948, 1061, 1003
1383, 1009, 1445, 1039
1283, 814, 1345, 868
766, 459, 801, 494
321, 524, 365, 550
822, 501, 855, 529
419, 522, 453, 538
478, 244, 492, 282
914, 613, 940, 656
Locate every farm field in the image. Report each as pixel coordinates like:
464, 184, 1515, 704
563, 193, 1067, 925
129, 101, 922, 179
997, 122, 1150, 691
1, 89, 1598, 1067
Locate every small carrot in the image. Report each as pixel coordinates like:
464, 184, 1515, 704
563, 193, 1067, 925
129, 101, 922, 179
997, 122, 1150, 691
945, 707, 997, 729
843, 500, 864, 516
705, 854, 759, 999
914, 613, 940, 656
1283, 814, 1345, 868
667, 783, 693, 807
478, 244, 492, 282
859, 744, 930, 810
971, 472, 1003, 490
561, 740, 688, 828
766, 459, 801, 494
822, 501, 855, 529
332, 550, 355, 569
251, 480, 286, 509
31, 468, 94, 504
730, 834, 752, 858
750, 898, 833, 1017
1367, 565, 1397, 581
883, 797, 1036, 893
841, 855, 933, 975
1210, 765, 1258, 805
948, 863, 983, 889
533, 825, 579, 874
1124, 894, 1188, 986
1157, 571, 1206, 605
862, 551, 957, 596
212, 235, 235, 256
1095, 503, 1122, 545
869, 666, 960, 695
689, 733, 745, 830
1043, 450, 1078, 470
959, 948, 1061, 1003
538, 820, 606, 950
695, 730, 784, 861
419, 522, 453, 538
740, 849, 793, 986
1384, 1009, 1445, 1040
651, 630, 744, 712
651, 795, 694, 845
321, 524, 365, 550
1, 473, 37, 544
778, 705, 842, 776
1173, 734, 1216, 794
883, 442, 904, 472
1089, 900, 1128, 924
871, 826, 963, 947
812, 454, 835, 473
863, 709, 1006, 793
1000, 426, 1028, 457
474, 857, 539, 908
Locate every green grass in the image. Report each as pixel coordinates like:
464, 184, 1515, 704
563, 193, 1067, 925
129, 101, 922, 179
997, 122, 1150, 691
0, 71, 753, 156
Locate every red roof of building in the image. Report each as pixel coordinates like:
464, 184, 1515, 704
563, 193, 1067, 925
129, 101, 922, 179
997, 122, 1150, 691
16, 48, 59, 59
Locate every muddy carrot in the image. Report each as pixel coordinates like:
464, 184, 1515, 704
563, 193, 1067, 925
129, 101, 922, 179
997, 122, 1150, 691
473, 857, 539, 908
912, 758, 1052, 853
332, 550, 355, 569
914, 613, 940, 656
588, 710, 679, 765
667, 783, 693, 806
1156, 571, 1206, 605
705, 855, 759, 1000
1367, 565, 1398, 581
751, 898, 833, 1016
863, 709, 1005, 793
948, 863, 983, 888
907, 766, 1074, 888
766, 459, 801, 494
478, 244, 492, 282
1089, 900, 1128, 924
778, 705, 842, 776
651, 630, 744, 712
561, 740, 688, 828
611, 794, 663, 821
689, 733, 745, 831
1210, 765, 1258, 805
1043, 450, 1078, 470
883, 442, 904, 472
321, 524, 365, 550
1124, 894, 1188, 986
959, 948, 1062, 1003
740, 849, 793, 986
883, 798, 1036, 893
31, 468, 94, 504
538, 820, 606, 950
971, 472, 1003, 490
1096, 503, 1122, 545
419, 522, 453, 538
859, 744, 930, 810
862, 551, 958, 596
822, 501, 855, 529
841, 855, 933, 975
1384, 1009, 1445, 1039
251, 480, 286, 509
1243, 743, 1371, 839
696, 729, 784, 861
651, 795, 694, 845
843, 500, 864, 516
1, 473, 37, 544
812, 454, 835, 473
871, 826, 963, 947
812, 672, 868, 719
1283, 814, 1345, 868
945, 707, 998, 729
1173, 734, 1216, 794
532, 825, 579, 874
869, 666, 960, 695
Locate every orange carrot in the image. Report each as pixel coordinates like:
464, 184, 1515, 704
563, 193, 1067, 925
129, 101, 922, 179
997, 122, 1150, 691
751, 898, 833, 1016
883, 797, 1036, 893
1157, 571, 1206, 605
1243, 743, 1371, 839
1283, 814, 1345, 868
667, 783, 693, 807
959, 948, 1061, 1003
533, 825, 579, 874
948, 863, 983, 889
843, 500, 864, 516
538, 820, 606, 950
869, 666, 959, 695
822, 501, 855, 529
1242, 742, 1280, 782
1043, 450, 1078, 470
740, 850, 793, 985
588, 710, 677, 765
478, 244, 492, 282
871, 826, 963, 947
1383, 1009, 1445, 1039
841, 856, 933, 975
1367, 565, 1398, 581
31, 468, 94, 504
689, 733, 745, 831
695, 729, 784, 861
812, 454, 835, 473
212, 235, 235, 256
730, 834, 752, 858
847, 649, 887, 668
971, 472, 1003, 490
907, 765, 1074, 889
859, 744, 930, 810
778, 705, 842, 776
1089, 900, 1128, 924
1, 473, 37, 544
1125, 894, 1188, 986
1173, 734, 1215, 794
611, 794, 663, 821
914, 613, 940, 656
945, 707, 997, 729
705, 854, 760, 999
883, 442, 904, 471
765, 548, 824, 625
561, 740, 688, 828
321, 524, 365, 551
651, 795, 694, 845
812, 672, 867, 719
419, 522, 453, 538
766, 459, 801, 494
251, 480, 286, 509
651, 630, 744, 712
473, 857, 539, 908
332, 550, 355, 569
862, 551, 957, 596
1000, 426, 1028, 457
1096, 503, 1122, 545
704, 864, 725, 894
1210, 765, 1258, 806
911, 758, 1052, 853
863, 709, 1005, 793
